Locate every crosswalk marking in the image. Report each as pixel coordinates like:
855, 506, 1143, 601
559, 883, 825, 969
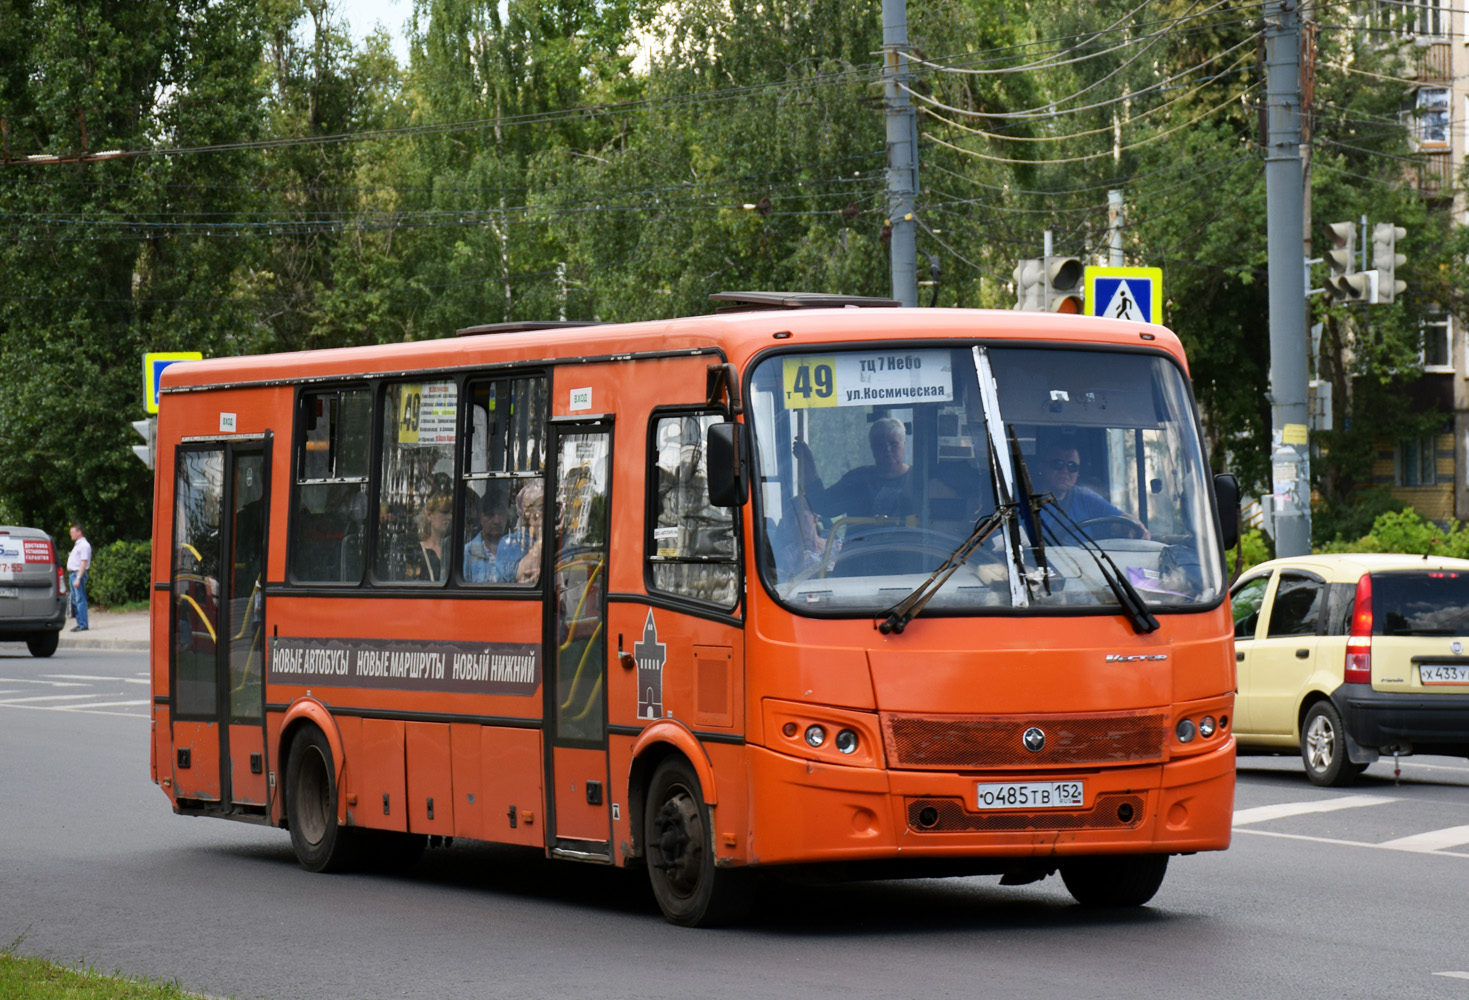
1233, 795, 1396, 826
1378, 825, 1469, 853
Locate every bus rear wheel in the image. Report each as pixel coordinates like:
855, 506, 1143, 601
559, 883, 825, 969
285, 726, 359, 873
644, 757, 752, 927
1060, 854, 1168, 907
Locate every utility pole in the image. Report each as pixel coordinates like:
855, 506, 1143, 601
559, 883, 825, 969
1108, 190, 1125, 266
882, 0, 918, 307
1264, 0, 1311, 556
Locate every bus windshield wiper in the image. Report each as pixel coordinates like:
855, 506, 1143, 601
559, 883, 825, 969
1007, 423, 1050, 597
1038, 500, 1159, 635
878, 503, 1017, 635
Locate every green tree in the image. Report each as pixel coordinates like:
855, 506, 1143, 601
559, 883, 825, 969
0, 0, 266, 543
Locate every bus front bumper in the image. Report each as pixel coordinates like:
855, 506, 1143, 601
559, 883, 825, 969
741, 738, 1235, 867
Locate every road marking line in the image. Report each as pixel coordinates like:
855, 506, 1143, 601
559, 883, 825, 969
1379, 825, 1469, 853
1233, 795, 1396, 826
0, 693, 102, 704
1434, 972, 1469, 980
1235, 828, 1469, 858
0, 702, 149, 718
0, 677, 87, 686
45, 674, 149, 684
64, 699, 150, 710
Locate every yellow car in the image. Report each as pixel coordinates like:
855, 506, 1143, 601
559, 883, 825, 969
1231, 553, 1469, 786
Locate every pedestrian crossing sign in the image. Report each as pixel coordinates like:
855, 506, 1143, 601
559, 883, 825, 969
1084, 266, 1163, 325
144, 352, 203, 414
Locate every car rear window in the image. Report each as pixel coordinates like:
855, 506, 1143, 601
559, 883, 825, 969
1371, 570, 1469, 636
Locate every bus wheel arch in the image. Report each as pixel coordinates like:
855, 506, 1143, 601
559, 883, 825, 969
628, 722, 718, 858
642, 754, 752, 927
283, 723, 361, 873
277, 700, 346, 824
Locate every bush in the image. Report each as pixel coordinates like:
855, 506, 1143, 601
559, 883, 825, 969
1312, 486, 1405, 548
88, 539, 152, 607
1320, 507, 1469, 559
1226, 527, 1274, 579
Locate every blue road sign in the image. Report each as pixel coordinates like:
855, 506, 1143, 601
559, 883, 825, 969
1084, 266, 1163, 324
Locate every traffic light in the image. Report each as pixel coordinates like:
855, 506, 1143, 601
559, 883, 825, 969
1045, 256, 1084, 313
130, 418, 154, 469
1012, 258, 1046, 311
1372, 223, 1407, 304
1012, 256, 1084, 312
1324, 221, 1371, 304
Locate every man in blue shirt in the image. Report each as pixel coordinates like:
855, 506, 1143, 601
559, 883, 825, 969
1032, 442, 1148, 540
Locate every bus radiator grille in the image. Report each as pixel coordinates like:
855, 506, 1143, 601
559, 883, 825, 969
881, 711, 1166, 769
906, 794, 1146, 833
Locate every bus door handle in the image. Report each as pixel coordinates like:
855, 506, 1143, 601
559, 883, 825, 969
1295, 648, 1310, 659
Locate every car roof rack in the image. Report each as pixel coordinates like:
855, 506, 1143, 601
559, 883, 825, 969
709, 291, 901, 313
455, 320, 604, 337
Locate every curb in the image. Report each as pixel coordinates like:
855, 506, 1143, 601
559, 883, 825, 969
56, 636, 150, 651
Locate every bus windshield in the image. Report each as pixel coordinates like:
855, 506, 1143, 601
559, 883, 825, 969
749, 344, 1225, 617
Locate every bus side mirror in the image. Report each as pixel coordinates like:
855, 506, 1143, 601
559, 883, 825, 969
1213, 473, 1240, 551
707, 422, 747, 508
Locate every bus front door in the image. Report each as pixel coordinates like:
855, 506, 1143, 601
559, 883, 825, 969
545, 422, 613, 859
168, 442, 269, 815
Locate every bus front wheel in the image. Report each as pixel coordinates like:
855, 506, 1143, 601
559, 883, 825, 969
285, 726, 359, 873
644, 757, 752, 927
1060, 854, 1168, 906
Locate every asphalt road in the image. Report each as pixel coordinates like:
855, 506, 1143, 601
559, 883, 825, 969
3, 646, 1468, 1000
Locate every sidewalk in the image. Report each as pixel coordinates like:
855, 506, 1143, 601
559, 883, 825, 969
56, 609, 150, 651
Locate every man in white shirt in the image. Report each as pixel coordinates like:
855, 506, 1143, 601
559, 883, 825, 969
67, 523, 92, 631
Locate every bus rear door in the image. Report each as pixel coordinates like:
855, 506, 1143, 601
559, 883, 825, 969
168, 440, 269, 814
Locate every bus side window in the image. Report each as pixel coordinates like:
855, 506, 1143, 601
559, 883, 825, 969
291, 388, 371, 583
375, 380, 457, 584
461, 376, 546, 585
647, 412, 738, 608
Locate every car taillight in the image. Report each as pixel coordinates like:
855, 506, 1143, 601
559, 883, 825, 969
56, 563, 66, 594
1344, 573, 1373, 684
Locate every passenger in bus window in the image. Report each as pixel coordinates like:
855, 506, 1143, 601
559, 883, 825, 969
495, 480, 544, 585
1030, 438, 1148, 540
404, 492, 452, 582
792, 416, 915, 520
464, 484, 510, 583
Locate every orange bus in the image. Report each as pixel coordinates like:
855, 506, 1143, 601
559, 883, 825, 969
148, 292, 1240, 925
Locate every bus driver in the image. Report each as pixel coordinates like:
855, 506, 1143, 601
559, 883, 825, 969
792, 416, 915, 520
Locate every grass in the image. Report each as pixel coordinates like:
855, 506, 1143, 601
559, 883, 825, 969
0, 952, 206, 999
95, 600, 149, 614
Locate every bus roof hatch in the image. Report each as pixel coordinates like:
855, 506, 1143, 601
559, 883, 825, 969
709, 291, 901, 313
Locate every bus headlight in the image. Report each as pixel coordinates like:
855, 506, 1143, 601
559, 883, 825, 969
804, 725, 826, 748
834, 729, 859, 754
1199, 716, 1217, 739
1176, 718, 1197, 743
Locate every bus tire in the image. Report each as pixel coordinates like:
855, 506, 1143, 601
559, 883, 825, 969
1060, 854, 1168, 907
26, 631, 59, 658
1301, 700, 1365, 787
285, 726, 359, 873
645, 756, 752, 927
